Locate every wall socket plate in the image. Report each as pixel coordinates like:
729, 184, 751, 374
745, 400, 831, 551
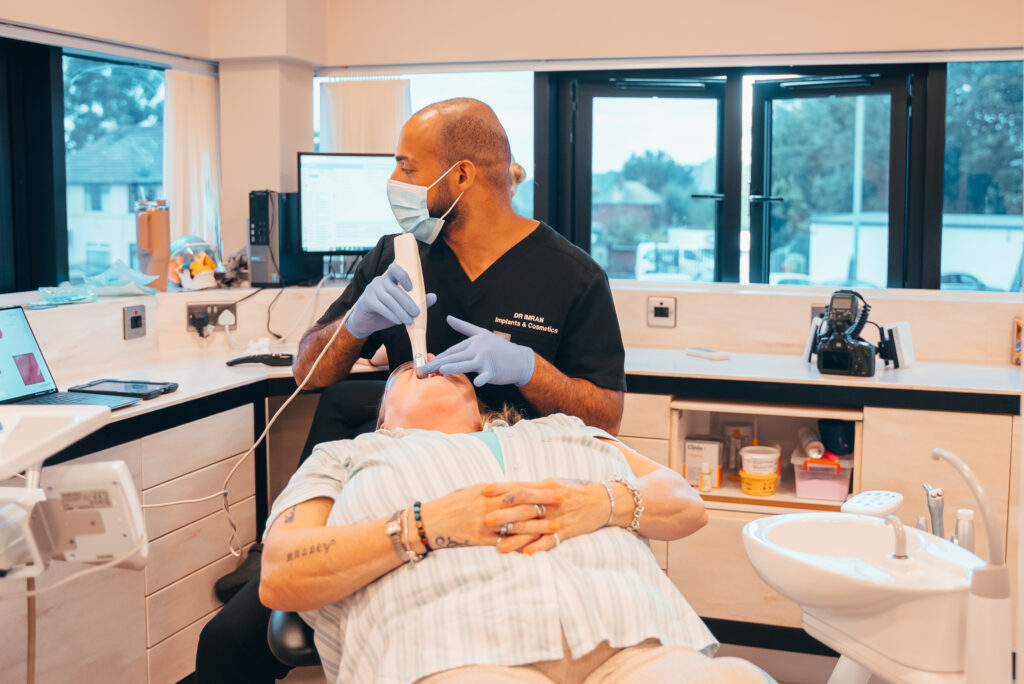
647, 296, 677, 328
186, 302, 237, 333
123, 305, 146, 340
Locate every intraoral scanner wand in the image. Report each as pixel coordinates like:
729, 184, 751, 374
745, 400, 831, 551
393, 233, 429, 378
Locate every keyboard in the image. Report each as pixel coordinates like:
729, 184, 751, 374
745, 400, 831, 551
18, 391, 137, 409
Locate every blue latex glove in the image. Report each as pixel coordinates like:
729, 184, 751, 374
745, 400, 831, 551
344, 264, 437, 339
420, 315, 536, 387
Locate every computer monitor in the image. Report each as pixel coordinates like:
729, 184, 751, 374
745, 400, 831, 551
298, 152, 398, 254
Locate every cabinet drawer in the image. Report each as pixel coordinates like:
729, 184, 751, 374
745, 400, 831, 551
144, 454, 256, 539
620, 393, 671, 439
667, 510, 800, 628
146, 497, 257, 594
147, 610, 218, 684
142, 405, 254, 488
74, 440, 144, 493
147, 548, 250, 647
618, 436, 669, 467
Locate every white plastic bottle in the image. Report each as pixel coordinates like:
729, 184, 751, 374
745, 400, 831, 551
797, 426, 825, 459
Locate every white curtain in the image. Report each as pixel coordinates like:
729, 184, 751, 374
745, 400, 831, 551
319, 79, 411, 153
163, 69, 222, 250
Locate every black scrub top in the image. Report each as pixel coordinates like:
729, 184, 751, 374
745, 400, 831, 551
317, 223, 626, 417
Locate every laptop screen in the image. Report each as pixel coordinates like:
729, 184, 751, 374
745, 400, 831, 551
0, 307, 58, 402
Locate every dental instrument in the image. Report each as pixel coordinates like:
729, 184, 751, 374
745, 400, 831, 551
931, 447, 1011, 683
393, 232, 429, 378
922, 481, 944, 539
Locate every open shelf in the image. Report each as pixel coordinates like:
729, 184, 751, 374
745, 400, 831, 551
700, 472, 845, 511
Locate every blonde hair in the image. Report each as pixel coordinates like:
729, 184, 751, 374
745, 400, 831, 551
509, 162, 526, 196
377, 361, 523, 429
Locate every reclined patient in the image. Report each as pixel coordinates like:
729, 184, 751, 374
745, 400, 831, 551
260, 362, 772, 683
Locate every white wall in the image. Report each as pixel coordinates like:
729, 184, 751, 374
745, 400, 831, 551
324, 0, 1024, 67
0, 0, 212, 58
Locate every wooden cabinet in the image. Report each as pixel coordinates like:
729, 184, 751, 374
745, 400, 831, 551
667, 509, 802, 627
0, 405, 257, 684
860, 407, 1013, 565
620, 392, 672, 570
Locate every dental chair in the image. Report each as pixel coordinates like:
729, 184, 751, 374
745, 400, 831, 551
267, 610, 320, 668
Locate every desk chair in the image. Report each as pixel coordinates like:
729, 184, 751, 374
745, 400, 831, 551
267, 610, 320, 668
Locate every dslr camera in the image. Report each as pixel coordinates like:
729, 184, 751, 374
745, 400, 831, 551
812, 290, 876, 377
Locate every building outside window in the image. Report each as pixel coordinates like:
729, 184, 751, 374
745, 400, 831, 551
63, 55, 164, 278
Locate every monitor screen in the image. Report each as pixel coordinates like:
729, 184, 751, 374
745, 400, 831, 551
0, 307, 57, 403
298, 153, 398, 254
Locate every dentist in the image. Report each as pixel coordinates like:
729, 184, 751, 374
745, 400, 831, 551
293, 97, 626, 437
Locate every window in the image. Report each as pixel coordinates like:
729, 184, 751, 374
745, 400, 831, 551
314, 71, 534, 217
544, 62, 1023, 290
941, 61, 1023, 292
63, 55, 164, 278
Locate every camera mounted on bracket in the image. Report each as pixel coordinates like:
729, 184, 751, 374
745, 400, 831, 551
806, 290, 913, 377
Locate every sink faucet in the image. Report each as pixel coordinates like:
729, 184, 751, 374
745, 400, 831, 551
922, 482, 944, 539
885, 515, 908, 559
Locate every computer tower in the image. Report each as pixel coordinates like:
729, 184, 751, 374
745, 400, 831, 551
248, 190, 322, 286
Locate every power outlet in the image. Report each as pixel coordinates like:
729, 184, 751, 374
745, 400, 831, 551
186, 302, 238, 334
123, 305, 146, 340
811, 303, 828, 322
647, 296, 677, 328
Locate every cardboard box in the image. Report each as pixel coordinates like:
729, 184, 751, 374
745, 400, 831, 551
684, 437, 722, 488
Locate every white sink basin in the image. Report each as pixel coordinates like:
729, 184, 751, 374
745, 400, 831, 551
743, 512, 985, 673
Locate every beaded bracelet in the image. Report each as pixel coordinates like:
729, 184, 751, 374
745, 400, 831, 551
611, 476, 644, 533
413, 501, 432, 554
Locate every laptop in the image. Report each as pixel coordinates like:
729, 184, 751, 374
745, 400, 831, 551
0, 306, 138, 410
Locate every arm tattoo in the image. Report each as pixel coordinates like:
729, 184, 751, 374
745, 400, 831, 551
283, 505, 297, 524
433, 536, 471, 548
285, 538, 336, 562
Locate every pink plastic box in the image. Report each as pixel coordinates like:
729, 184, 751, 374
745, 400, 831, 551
791, 452, 853, 501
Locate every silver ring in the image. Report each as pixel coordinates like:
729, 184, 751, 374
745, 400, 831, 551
534, 504, 546, 518
499, 522, 513, 537
496, 537, 503, 549
553, 532, 561, 547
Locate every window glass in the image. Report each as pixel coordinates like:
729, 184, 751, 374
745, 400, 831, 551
63, 55, 164, 278
767, 93, 891, 288
590, 96, 720, 281
941, 61, 1023, 292
314, 71, 534, 217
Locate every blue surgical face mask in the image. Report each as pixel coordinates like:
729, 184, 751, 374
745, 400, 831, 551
386, 162, 464, 244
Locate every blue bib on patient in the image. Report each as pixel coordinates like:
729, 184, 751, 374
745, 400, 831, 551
469, 431, 503, 472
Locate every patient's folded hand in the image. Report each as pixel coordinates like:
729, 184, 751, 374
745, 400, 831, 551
483, 479, 608, 555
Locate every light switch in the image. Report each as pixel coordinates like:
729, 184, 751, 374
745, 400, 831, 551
647, 296, 676, 328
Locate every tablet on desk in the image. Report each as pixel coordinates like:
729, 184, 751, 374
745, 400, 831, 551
68, 380, 179, 400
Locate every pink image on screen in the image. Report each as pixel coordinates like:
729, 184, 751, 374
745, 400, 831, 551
14, 353, 45, 385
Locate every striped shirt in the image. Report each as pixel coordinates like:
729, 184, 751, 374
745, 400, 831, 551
266, 413, 718, 684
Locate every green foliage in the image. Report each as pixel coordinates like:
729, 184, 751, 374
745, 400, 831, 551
943, 61, 1023, 215
63, 56, 164, 153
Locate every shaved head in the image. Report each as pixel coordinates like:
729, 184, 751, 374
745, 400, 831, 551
411, 98, 512, 190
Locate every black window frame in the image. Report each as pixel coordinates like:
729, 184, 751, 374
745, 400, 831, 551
536, 63, 967, 290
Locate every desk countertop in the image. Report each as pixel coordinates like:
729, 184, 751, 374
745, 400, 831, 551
52, 347, 1021, 424
624, 348, 1021, 396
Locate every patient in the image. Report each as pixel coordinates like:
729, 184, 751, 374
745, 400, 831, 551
259, 363, 772, 683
